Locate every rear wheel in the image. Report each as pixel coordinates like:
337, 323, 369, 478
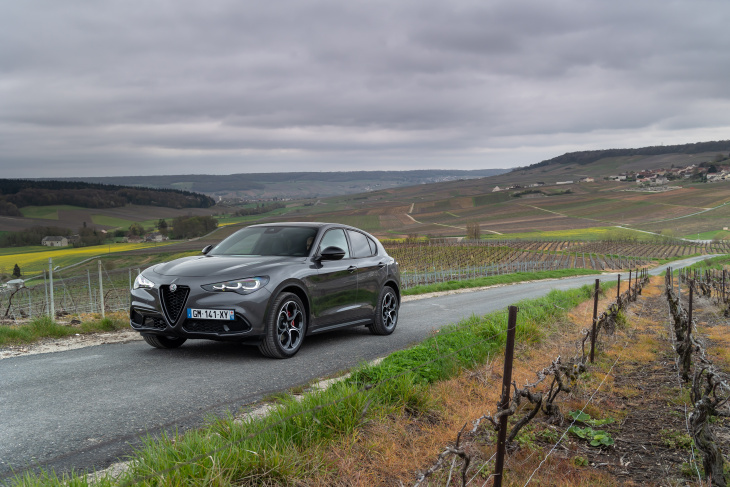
369, 285, 399, 335
143, 335, 187, 349
259, 292, 307, 359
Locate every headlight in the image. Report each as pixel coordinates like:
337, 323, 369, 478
202, 277, 269, 294
133, 274, 155, 290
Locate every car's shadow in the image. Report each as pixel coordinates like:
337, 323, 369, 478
135, 325, 381, 363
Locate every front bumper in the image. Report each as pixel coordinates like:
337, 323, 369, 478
129, 283, 272, 341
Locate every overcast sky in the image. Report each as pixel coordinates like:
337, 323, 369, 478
2, 1, 729, 178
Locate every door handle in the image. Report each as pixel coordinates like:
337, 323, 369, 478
347, 266, 357, 273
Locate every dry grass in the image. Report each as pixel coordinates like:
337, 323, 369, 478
298, 275, 718, 486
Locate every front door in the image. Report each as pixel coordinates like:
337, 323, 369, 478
310, 228, 360, 329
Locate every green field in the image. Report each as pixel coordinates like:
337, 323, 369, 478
20, 205, 84, 220
482, 226, 652, 241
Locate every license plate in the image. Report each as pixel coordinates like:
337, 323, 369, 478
187, 308, 235, 320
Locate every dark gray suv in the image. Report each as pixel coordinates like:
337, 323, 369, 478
129, 222, 400, 358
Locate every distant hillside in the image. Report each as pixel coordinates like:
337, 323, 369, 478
0, 179, 215, 216
46, 169, 509, 200
523, 140, 730, 170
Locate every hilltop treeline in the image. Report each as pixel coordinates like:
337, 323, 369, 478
0, 179, 215, 216
44, 169, 507, 193
525, 140, 730, 170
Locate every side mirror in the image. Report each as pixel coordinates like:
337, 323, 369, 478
318, 246, 346, 261
202, 245, 213, 255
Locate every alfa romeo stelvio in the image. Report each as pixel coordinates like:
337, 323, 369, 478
130, 222, 401, 358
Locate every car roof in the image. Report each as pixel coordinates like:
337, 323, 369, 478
248, 222, 361, 231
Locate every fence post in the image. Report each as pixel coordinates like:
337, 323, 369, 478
722, 269, 726, 303
628, 269, 632, 301
590, 279, 600, 363
88, 270, 93, 314
688, 282, 693, 331
43, 269, 49, 317
617, 274, 621, 300
48, 258, 55, 319
98, 260, 105, 318
494, 305, 518, 487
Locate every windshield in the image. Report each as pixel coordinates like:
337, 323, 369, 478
210, 226, 319, 257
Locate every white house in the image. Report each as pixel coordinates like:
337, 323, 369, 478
41, 236, 69, 247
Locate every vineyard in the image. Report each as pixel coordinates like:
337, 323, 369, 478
1, 239, 727, 320
385, 239, 728, 288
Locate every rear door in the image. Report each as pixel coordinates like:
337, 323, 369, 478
347, 229, 384, 317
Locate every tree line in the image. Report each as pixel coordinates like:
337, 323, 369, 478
0, 179, 215, 216
524, 139, 730, 170
0, 225, 105, 247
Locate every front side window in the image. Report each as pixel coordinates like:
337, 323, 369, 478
318, 228, 350, 258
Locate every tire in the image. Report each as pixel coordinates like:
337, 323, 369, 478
258, 292, 307, 359
369, 285, 399, 335
143, 335, 187, 349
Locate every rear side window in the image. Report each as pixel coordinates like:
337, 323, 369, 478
348, 230, 376, 258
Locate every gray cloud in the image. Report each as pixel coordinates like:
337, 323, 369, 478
1, 0, 729, 177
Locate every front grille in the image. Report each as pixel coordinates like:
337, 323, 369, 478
183, 318, 251, 335
160, 285, 190, 324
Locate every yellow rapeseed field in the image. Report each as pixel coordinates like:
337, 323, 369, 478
0, 243, 167, 275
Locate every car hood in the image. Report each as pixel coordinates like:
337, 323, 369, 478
152, 255, 304, 278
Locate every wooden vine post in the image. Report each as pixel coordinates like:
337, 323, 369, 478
494, 305, 518, 487
590, 278, 600, 363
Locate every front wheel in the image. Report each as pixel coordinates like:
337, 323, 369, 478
369, 285, 399, 335
259, 292, 307, 359
143, 335, 187, 349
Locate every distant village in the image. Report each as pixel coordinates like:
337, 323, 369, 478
40, 231, 169, 248
492, 162, 730, 193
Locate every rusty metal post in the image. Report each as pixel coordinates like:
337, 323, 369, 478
494, 305, 518, 487
590, 278, 600, 363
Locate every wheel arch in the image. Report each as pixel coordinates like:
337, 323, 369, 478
384, 279, 401, 304
267, 279, 312, 325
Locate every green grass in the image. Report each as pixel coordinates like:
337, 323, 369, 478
90, 215, 137, 228
0, 246, 50, 256
19, 205, 85, 220
11, 282, 614, 486
482, 226, 658, 241
0, 315, 128, 347
401, 268, 603, 295
681, 229, 730, 240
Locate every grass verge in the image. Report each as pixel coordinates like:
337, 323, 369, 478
9, 282, 619, 486
402, 268, 603, 296
0, 313, 128, 347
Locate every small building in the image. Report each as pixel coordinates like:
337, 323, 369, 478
145, 232, 168, 242
556, 180, 574, 185
579, 177, 594, 183
41, 236, 69, 247
492, 185, 502, 192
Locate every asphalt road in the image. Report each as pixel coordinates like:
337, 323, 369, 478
0, 255, 712, 481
